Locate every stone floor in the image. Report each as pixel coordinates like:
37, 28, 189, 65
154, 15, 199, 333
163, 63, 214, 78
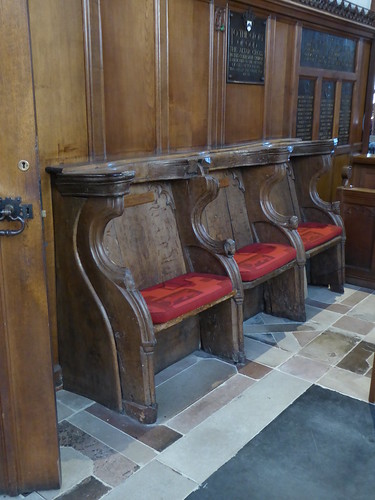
3, 284, 375, 500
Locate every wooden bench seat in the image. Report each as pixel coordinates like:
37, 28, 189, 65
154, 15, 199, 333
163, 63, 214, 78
201, 144, 306, 322
267, 138, 345, 293
47, 157, 244, 424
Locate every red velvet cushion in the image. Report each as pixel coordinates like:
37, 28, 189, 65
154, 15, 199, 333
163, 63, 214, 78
234, 243, 297, 281
298, 222, 342, 251
140, 273, 233, 324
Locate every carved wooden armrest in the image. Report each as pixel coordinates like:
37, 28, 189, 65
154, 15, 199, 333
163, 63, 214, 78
173, 172, 237, 257
260, 163, 299, 229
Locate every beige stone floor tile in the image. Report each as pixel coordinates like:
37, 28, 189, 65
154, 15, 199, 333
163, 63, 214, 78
317, 366, 371, 402
364, 328, 375, 344
38, 447, 92, 500
304, 305, 343, 330
68, 411, 157, 466
157, 371, 310, 484
56, 390, 93, 412
291, 329, 323, 347
155, 354, 201, 386
278, 354, 330, 383
156, 358, 236, 423
244, 337, 293, 367
272, 331, 305, 353
298, 328, 361, 365
167, 373, 255, 434
348, 294, 375, 323
56, 400, 74, 422
103, 460, 197, 500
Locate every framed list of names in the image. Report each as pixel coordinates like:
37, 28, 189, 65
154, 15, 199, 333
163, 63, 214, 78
296, 27, 357, 144
338, 82, 353, 145
296, 79, 315, 141
319, 81, 335, 140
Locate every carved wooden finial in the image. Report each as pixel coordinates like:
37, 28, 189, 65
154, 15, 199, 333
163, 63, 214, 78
341, 165, 352, 187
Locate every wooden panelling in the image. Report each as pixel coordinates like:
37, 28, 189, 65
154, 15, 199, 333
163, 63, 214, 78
353, 39, 371, 145
264, 18, 293, 137
168, 0, 211, 149
225, 83, 264, 143
101, 0, 156, 154
29, 0, 89, 375
29, 0, 88, 166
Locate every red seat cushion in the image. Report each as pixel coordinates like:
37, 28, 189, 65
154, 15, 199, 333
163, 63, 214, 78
140, 272, 233, 324
298, 222, 342, 251
234, 243, 297, 281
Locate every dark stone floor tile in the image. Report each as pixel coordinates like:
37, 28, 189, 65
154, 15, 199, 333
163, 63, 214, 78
239, 360, 272, 379
333, 315, 374, 336
86, 403, 182, 452
342, 290, 371, 307
59, 420, 110, 460
55, 476, 110, 499
337, 341, 375, 375
359, 286, 375, 294
305, 298, 350, 315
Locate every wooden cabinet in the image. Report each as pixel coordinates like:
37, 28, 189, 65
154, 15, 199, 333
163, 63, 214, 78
337, 154, 375, 288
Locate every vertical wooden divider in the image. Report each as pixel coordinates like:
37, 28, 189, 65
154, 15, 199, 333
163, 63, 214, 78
83, 0, 107, 160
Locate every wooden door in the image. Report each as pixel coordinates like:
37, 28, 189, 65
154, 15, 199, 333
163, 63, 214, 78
0, 0, 60, 495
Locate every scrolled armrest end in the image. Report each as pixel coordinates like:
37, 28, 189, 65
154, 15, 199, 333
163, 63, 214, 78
331, 200, 340, 215
289, 215, 299, 229
224, 238, 236, 257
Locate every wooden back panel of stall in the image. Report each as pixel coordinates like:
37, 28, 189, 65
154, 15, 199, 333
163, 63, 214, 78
203, 170, 255, 250
104, 183, 186, 290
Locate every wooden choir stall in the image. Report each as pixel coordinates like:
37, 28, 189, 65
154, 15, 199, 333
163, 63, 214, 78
47, 139, 345, 423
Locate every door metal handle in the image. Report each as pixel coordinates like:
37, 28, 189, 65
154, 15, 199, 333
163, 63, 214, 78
0, 197, 33, 236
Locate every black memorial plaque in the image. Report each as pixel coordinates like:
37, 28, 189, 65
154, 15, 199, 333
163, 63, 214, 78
338, 81, 353, 145
227, 10, 266, 84
296, 79, 315, 141
319, 81, 335, 140
300, 28, 356, 73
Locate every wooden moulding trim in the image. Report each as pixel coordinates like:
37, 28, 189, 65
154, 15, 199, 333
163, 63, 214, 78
289, 138, 338, 156
242, 0, 375, 37
305, 235, 343, 257
206, 145, 293, 171
339, 186, 375, 205
153, 290, 237, 333
242, 259, 297, 290
295, 0, 375, 28
48, 170, 135, 198
351, 154, 375, 165
45, 152, 210, 183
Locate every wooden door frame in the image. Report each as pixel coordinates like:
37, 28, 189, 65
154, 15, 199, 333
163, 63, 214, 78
0, 0, 60, 495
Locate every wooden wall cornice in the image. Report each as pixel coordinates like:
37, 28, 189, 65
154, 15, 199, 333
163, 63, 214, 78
230, 0, 375, 38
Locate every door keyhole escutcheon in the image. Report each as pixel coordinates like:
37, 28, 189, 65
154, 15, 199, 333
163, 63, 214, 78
18, 160, 30, 172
